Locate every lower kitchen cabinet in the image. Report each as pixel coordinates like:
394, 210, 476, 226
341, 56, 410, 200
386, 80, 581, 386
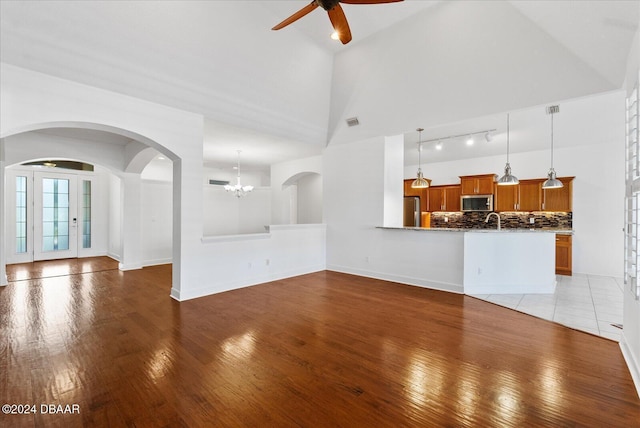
556, 234, 572, 276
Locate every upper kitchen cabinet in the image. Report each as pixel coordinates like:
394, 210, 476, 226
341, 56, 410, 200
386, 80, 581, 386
542, 177, 574, 212
429, 185, 461, 212
495, 179, 543, 211
495, 177, 573, 212
460, 174, 497, 195
519, 179, 543, 211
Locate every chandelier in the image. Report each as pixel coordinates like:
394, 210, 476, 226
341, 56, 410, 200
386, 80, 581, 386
224, 150, 254, 198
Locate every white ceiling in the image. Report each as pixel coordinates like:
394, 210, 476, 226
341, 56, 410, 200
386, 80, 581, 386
1, 1, 638, 173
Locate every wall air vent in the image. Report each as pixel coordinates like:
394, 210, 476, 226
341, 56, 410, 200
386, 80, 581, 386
546, 105, 560, 114
209, 179, 230, 186
346, 117, 360, 127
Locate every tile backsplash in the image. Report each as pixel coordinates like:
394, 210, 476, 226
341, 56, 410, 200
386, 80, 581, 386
430, 211, 572, 230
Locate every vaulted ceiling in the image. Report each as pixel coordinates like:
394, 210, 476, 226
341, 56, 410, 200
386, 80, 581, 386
1, 1, 638, 171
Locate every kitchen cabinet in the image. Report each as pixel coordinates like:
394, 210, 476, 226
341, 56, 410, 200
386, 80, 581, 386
519, 180, 543, 211
495, 177, 573, 212
494, 179, 543, 211
460, 174, 497, 195
429, 185, 461, 211
404, 179, 430, 213
556, 234, 572, 275
542, 177, 574, 212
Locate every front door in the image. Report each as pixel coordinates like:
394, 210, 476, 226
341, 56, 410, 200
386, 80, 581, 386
5, 168, 95, 264
33, 171, 78, 261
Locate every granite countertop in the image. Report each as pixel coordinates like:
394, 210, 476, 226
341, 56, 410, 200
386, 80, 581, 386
377, 226, 574, 234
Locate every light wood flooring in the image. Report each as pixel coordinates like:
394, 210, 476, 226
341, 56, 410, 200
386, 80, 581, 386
1, 257, 639, 426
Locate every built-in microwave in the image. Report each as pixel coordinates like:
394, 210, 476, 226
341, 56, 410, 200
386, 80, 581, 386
461, 194, 493, 212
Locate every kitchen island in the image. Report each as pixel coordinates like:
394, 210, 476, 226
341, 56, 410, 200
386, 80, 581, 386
377, 227, 565, 294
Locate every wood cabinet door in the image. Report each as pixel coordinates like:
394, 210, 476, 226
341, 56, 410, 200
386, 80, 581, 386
495, 185, 518, 211
428, 187, 444, 211
518, 180, 542, 211
476, 176, 495, 194
460, 178, 477, 195
444, 186, 461, 211
555, 234, 572, 275
460, 175, 496, 195
543, 177, 573, 211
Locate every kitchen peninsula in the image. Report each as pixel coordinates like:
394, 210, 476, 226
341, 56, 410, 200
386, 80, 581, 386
398, 172, 575, 294
377, 227, 561, 294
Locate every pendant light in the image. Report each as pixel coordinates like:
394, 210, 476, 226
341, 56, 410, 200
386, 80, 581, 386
542, 106, 563, 189
497, 113, 519, 185
411, 127, 429, 188
224, 150, 254, 197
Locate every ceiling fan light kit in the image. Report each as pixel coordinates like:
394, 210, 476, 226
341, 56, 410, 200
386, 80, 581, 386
272, 0, 404, 45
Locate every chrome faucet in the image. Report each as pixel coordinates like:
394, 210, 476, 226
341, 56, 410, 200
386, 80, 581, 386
485, 212, 501, 230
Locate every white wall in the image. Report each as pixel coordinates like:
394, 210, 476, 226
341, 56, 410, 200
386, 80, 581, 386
621, 24, 640, 397
405, 91, 626, 278
324, 137, 465, 293
203, 186, 272, 236
108, 173, 122, 261
141, 180, 172, 266
297, 173, 322, 224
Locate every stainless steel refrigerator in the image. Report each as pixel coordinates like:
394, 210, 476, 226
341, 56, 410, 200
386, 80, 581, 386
403, 197, 420, 227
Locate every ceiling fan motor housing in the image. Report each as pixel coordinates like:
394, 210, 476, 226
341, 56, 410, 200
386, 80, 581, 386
317, 0, 342, 11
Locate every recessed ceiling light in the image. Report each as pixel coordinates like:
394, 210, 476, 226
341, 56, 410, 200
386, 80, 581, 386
466, 136, 474, 146
435, 141, 443, 150
157, 156, 166, 160
330, 31, 340, 40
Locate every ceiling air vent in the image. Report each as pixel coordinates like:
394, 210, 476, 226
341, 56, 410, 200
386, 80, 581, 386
346, 117, 360, 127
546, 105, 560, 114
209, 179, 230, 186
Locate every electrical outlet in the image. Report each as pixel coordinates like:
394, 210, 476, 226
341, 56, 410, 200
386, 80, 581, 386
529, 217, 535, 224
444, 217, 449, 223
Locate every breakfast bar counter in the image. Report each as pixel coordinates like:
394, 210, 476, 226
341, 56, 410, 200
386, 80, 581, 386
377, 227, 563, 294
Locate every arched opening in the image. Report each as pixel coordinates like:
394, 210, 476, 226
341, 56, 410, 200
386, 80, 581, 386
282, 171, 323, 224
1, 122, 179, 287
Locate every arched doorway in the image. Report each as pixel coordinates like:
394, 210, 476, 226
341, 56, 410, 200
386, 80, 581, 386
1, 122, 179, 286
282, 171, 323, 224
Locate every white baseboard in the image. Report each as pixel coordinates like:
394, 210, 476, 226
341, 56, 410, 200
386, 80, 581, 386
142, 258, 172, 267
174, 263, 326, 301
620, 334, 640, 399
326, 264, 464, 294
118, 262, 143, 271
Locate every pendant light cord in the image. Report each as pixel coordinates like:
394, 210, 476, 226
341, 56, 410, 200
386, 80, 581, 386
506, 114, 510, 163
550, 113, 554, 169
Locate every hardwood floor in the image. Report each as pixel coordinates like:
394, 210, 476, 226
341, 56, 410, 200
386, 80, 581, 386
1, 258, 639, 426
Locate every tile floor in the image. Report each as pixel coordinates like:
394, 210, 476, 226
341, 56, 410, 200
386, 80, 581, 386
471, 273, 625, 342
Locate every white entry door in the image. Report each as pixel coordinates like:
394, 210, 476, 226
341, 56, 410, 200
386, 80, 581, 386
33, 171, 78, 261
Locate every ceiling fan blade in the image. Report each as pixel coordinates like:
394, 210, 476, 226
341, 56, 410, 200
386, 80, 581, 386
340, 0, 404, 4
272, 2, 319, 31
328, 4, 352, 44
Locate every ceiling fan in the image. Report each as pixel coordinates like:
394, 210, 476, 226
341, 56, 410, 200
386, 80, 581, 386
272, 0, 404, 45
